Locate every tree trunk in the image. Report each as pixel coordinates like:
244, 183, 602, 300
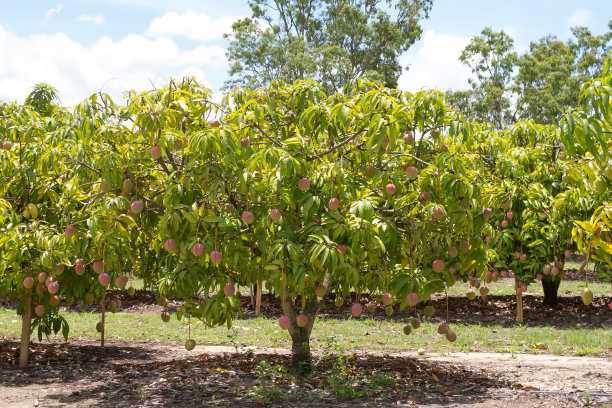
290, 332, 312, 375
282, 295, 319, 375
515, 276, 523, 323
255, 278, 262, 317
101, 292, 106, 347
19, 288, 33, 369
542, 277, 560, 307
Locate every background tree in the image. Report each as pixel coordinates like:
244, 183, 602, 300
224, 0, 433, 93
446, 28, 517, 128
447, 22, 612, 128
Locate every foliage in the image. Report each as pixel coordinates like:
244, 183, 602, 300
560, 53, 612, 275
447, 22, 612, 128
224, 0, 433, 93
1, 52, 612, 371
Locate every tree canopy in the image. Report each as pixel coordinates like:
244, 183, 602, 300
224, 0, 433, 93
446, 22, 612, 128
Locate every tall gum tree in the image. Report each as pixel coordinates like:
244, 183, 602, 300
223, 0, 433, 94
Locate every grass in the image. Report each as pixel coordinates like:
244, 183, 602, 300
1, 309, 610, 356
446, 278, 612, 297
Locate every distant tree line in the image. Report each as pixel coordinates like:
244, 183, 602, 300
447, 22, 612, 128
224, 2, 611, 128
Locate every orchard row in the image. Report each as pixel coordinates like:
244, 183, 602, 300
0, 66, 611, 369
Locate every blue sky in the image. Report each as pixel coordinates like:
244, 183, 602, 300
0, 0, 610, 105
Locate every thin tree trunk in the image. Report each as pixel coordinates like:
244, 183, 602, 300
250, 283, 255, 309
19, 288, 33, 369
515, 276, 523, 323
256, 278, 262, 317
101, 292, 106, 347
542, 277, 560, 307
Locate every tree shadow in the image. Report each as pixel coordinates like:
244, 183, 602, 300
0, 341, 520, 407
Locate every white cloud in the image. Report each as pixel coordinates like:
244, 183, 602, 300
568, 9, 592, 27
94, 0, 222, 12
77, 13, 106, 25
0, 25, 227, 106
45, 4, 63, 19
146, 11, 243, 42
398, 30, 472, 93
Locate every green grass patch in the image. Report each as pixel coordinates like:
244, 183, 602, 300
1, 309, 610, 356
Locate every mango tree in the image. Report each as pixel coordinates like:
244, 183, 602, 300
560, 54, 612, 303
125, 79, 493, 372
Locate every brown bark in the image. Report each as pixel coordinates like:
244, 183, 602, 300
282, 295, 319, 375
256, 278, 262, 317
542, 277, 561, 307
515, 276, 523, 323
19, 288, 33, 369
101, 292, 106, 347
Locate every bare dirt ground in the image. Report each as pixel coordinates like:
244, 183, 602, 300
1, 266, 610, 407
1, 340, 611, 408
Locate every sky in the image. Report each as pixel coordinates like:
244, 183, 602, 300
0, 0, 611, 106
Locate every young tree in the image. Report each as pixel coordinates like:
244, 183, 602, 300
224, 0, 433, 94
